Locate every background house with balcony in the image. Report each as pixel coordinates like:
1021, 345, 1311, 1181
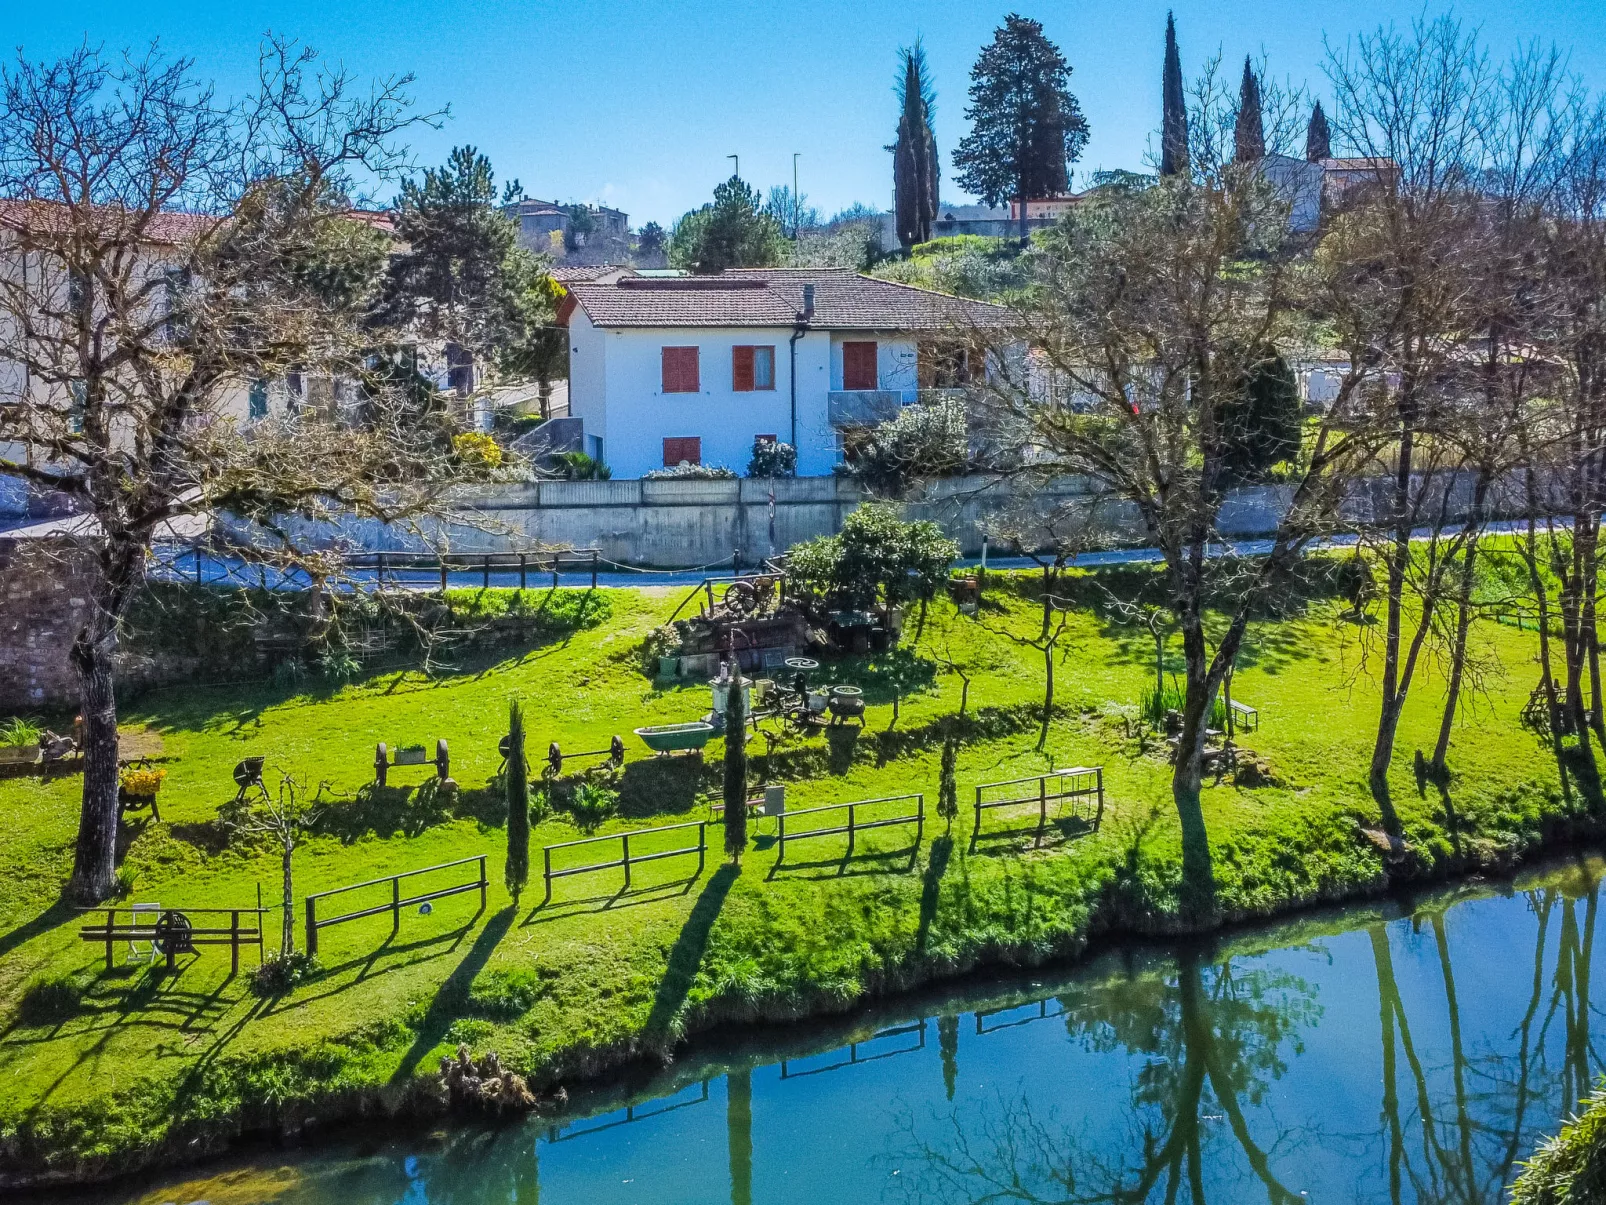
556, 267, 1009, 478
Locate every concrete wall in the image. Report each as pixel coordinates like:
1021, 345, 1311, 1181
237, 469, 1535, 570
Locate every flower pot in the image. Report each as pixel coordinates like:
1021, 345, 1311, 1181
657, 655, 680, 679
394, 747, 428, 766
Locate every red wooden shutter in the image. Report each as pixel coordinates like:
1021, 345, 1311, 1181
732, 346, 755, 392
842, 341, 878, 390
662, 347, 700, 393
663, 437, 702, 466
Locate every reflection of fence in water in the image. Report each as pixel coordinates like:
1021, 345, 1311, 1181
974, 998, 1069, 1035
778, 1019, 929, 1080
544, 1078, 711, 1143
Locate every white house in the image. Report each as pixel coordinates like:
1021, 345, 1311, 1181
556, 267, 1009, 478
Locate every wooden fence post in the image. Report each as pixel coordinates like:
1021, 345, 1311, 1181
697, 822, 706, 879
478, 856, 487, 912
519, 554, 527, 590
621, 833, 632, 890
778, 813, 787, 862
391, 877, 401, 935
543, 846, 553, 905
231, 909, 240, 975
305, 895, 318, 956
847, 804, 856, 858
1094, 769, 1105, 829
483, 557, 491, 589
973, 786, 983, 840
105, 907, 115, 969
591, 551, 599, 590
439, 561, 448, 593
916, 793, 924, 847
1037, 776, 1048, 847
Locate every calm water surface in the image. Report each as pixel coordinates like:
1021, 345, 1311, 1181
64, 857, 1606, 1204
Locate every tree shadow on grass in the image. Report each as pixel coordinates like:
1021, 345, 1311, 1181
617, 757, 709, 819
642, 864, 739, 1045
522, 876, 700, 925
764, 844, 921, 882
390, 905, 516, 1084
0, 898, 73, 961
825, 727, 860, 776
916, 836, 953, 954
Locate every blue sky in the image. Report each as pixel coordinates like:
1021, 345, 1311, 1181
10, 0, 1606, 226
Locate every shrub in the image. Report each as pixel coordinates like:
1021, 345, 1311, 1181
0, 716, 41, 747
552, 451, 611, 480
452, 431, 504, 471
568, 781, 618, 834
271, 658, 306, 689
786, 503, 958, 613
1139, 679, 1227, 728
1511, 1084, 1606, 1204
841, 397, 968, 496
17, 973, 86, 1026
250, 952, 322, 997
529, 786, 552, 825
746, 438, 796, 478
643, 462, 737, 480
316, 647, 362, 683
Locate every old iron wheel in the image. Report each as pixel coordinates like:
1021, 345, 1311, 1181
153, 911, 195, 956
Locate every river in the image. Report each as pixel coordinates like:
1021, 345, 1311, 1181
42, 855, 1606, 1204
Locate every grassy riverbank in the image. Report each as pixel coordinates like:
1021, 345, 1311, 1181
0, 569, 1577, 1187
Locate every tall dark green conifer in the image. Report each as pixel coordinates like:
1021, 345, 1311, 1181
1306, 100, 1331, 162
953, 15, 1088, 242
503, 699, 529, 902
1234, 57, 1265, 163
893, 41, 940, 250
723, 680, 748, 863
1160, 12, 1190, 177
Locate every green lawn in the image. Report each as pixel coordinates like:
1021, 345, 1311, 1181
0, 571, 1575, 1185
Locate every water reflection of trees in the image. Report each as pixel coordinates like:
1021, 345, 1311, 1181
900, 881, 1606, 1205
1366, 885, 1604, 1205
899, 955, 1322, 1203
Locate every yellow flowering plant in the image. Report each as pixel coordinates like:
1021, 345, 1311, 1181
119, 767, 167, 796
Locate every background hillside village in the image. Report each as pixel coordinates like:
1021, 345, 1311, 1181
9, 7, 1606, 1202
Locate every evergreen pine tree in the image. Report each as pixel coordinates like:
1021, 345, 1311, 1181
1306, 100, 1332, 162
953, 15, 1088, 242
893, 41, 940, 251
1160, 12, 1190, 177
723, 679, 748, 863
503, 699, 530, 903
1234, 58, 1266, 163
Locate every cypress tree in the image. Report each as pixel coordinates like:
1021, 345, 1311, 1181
893, 41, 940, 250
1306, 100, 1331, 162
937, 735, 959, 829
1234, 57, 1265, 163
1160, 12, 1190, 177
723, 678, 748, 863
503, 699, 529, 902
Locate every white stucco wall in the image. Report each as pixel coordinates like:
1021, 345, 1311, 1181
828, 333, 919, 400
573, 326, 839, 479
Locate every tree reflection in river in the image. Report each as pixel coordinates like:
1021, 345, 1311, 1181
897, 879, 1606, 1205
896, 954, 1321, 1203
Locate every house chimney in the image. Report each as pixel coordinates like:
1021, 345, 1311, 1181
801, 283, 815, 319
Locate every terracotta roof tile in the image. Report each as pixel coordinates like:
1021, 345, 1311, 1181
563, 267, 1009, 331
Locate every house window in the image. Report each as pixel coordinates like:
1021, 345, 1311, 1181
842, 341, 878, 390
662, 346, 700, 393
446, 343, 475, 395
248, 379, 268, 421
663, 436, 701, 466
733, 345, 775, 391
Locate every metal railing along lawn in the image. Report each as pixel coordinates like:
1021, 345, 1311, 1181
304, 855, 487, 955
540, 820, 707, 905
972, 767, 1104, 848
775, 793, 924, 864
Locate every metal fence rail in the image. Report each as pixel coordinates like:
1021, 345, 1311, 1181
304, 855, 487, 954
972, 767, 1104, 847
541, 820, 707, 904
776, 793, 924, 863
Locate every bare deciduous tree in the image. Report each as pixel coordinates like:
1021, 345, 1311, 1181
0, 41, 461, 902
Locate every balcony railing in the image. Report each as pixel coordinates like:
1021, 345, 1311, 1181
828, 390, 905, 427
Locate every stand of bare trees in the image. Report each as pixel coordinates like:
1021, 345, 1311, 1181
971, 14, 1606, 909
0, 42, 470, 901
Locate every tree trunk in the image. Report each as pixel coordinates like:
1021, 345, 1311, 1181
1432, 474, 1489, 774
67, 623, 120, 903
281, 843, 295, 956
1370, 417, 1415, 814
1171, 611, 1241, 918
1038, 642, 1054, 753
